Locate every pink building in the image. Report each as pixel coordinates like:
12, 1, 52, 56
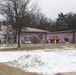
20, 27, 48, 44
20, 27, 76, 44
47, 30, 76, 44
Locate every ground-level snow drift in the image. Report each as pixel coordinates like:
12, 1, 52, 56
0, 49, 74, 75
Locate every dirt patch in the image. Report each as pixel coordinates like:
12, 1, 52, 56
55, 72, 76, 75
0, 63, 41, 75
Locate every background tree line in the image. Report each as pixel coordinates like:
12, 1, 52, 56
29, 12, 76, 32
1, 12, 76, 32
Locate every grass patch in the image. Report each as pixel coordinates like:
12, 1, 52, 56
0, 44, 76, 51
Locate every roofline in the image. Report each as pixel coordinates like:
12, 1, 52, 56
21, 31, 48, 33
48, 30, 76, 34
21, 27, 50, 33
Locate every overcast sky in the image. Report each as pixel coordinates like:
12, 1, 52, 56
0, 0, 76, 20
32, 0, 76, 19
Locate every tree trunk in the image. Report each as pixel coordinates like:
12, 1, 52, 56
72, 32, 75, 43
14, 35, 17, 43
14, 29, 17, 43
17, 28, 21, 48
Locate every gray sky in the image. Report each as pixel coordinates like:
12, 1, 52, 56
0, 0, 76, 20
32, 0, 76, 19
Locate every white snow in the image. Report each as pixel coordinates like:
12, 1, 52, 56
0, 51, 26, 62
0, 49, 76, 75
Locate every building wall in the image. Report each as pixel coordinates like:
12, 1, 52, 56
1, 25, 12, 35
20, 32, 76, 44
47, 32, 76, 43
20, 32, 47, 43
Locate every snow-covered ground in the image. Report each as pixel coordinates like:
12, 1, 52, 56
0, 48, 76, 75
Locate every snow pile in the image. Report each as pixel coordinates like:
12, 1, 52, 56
6, 50, 76, 75
0, 51, 26, 62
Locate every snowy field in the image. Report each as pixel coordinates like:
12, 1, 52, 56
0, 48, 76, 75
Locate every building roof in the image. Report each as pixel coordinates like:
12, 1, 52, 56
21, 27, 50, 33
48, 30, 76, 34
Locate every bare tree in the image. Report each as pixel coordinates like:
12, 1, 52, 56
0, 0, 36, 48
